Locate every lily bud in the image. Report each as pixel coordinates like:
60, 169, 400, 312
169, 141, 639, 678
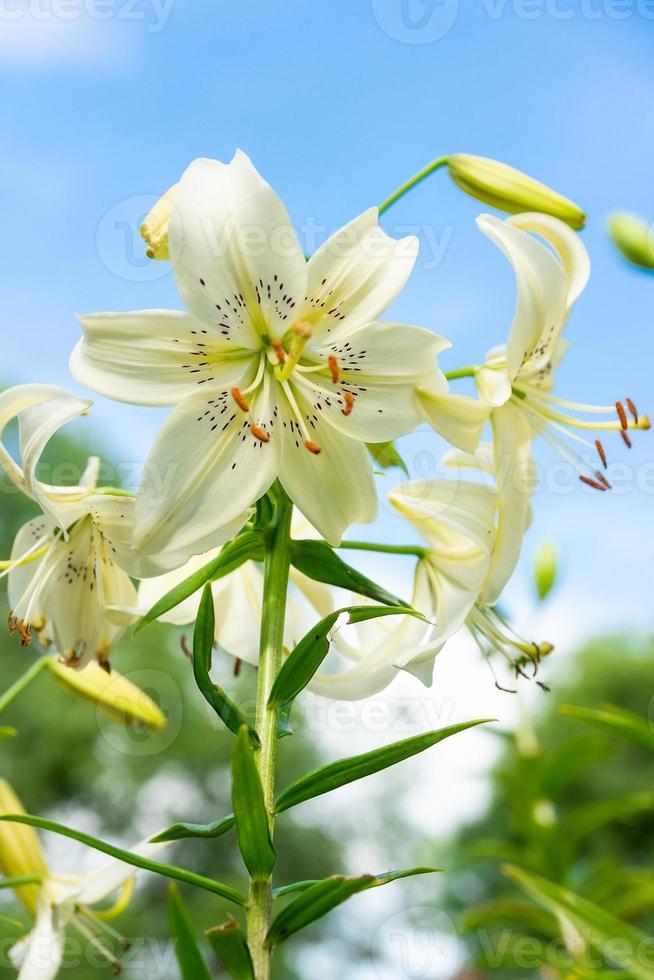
447, 154, 586, 229
607, 212, 654, 270
0, 780, 48, 914
46, 659, 166, 730
140, 183, 178, 260
533, 540, 558, 602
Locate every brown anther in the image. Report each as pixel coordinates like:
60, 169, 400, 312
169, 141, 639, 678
620, 428, 633, 449
304, 440, 322, 455
180, 635, 193, 661
579, 475, 607, 492
7, 612, 17, 636
272, 339, 286, 364
98, 658, 112, 675
233, 658, 242, 678
327, 355, 340, 384
250, 423, 270, 443
595, 439, 607, 469
616, 400, 628, 430
626, 398, 639, 424
16, 620, 32, 647
595, 471, 612, 490
231, 388, 250, 413
342, 391, 354, 416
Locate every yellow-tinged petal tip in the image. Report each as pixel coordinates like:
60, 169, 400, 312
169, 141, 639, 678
0, 780, 48, 914
46, 659, 166, 730
140, 183, 178, 261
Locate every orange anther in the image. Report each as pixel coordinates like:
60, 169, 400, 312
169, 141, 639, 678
250, 424, 270, 443
327, 355, 340, 383
272, 339, 286, 364
231, 388, 251, 413
616, 401, 628, 430
342, 392, 354, 416
304, 440, 321, 455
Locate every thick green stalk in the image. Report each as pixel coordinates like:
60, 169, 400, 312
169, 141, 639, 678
378, 156, 449, 216
247, 487, 293, 978
444, 365, 479, 381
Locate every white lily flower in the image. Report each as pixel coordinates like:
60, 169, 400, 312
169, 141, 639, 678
0, 784, 166, 980
70, 151, 449, 556
459, 212, 647, 486
0, 385, 185, 668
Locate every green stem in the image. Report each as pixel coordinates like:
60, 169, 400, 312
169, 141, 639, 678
378, 156, 449, 216
0, 657, 49, 713
339, 540, 427, 559
247, 486, 294, 978
444, 365, 479, 381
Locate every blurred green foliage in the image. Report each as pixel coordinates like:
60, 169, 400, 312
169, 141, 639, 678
446, 636, 654, 978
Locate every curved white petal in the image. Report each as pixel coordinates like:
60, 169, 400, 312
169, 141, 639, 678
389, 478, 497, 554
0, 384, 91, 507
7, 517, 53, 616
296, 321, 444, 442
136, 547, 221, 625
74, 840, 168, 906
417, 370, 497, 454
13, 896, 65, 980
300, 209, 419, 341
169, 152, 307, 345
477, 214, 568, 382
482, 402, 535, 604
134, 380, 280, 563
71, 310, 256, 406
278, 388, 378, 546
475, 367, 512, 407
508, 211, 590, 308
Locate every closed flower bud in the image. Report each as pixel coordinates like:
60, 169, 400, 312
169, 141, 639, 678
46, 659, 166, 730
140, 183, 178, 260
0, 780, 48, 914
607, 212, 654, 270
534, 540, 558, 602
447, 154, 585, 229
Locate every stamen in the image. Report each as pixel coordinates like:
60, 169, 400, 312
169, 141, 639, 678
626, 397, 639, 424
328, 355, 340, 383
250, 423, 270, 443
231, 388, 250, 413
580, 475, 607, 492
595, 471, 612, 490
595, 439, 607, 469
280, 378, 322, 455
304, 440, 321, 455
272, 339, 286, 365
7, 612, 16, 636
233, 658, 242, 678
621, 428, 633, 449
342, 392, 354, 416
616, 401, 628, 430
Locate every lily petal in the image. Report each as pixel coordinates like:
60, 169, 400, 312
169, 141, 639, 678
169, 152, 307, 345
134, 380, 280, 563
71, 311, 255, 406
300, 209, 419, 341
13, 896, 65, 980
509, 211, 590, 308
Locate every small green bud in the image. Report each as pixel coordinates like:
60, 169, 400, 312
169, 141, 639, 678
534, 541, 558, 602
607, 212, 654, 270
447, 154, 586, 229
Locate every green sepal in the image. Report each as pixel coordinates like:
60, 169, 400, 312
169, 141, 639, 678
367, 441, 409, 476
167, 884, 213, 980
275, 719, 491, 813
135, 530, 264, 633
505, 864, 654, 980
276, 702, 294, 739
232, 727, 276, 880
206, 917, 255, 980
560, 703, 654, 754
290, 540, 408, 607
268, 605, 425, 711
193, 585, 259, 746
150, 814, 235, 844
266, 868, 440, 947
0, 814, 247, 905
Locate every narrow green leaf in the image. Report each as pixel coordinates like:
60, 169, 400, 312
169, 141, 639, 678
505, 864, 654, 980
0, 814, 247, 906
268, 605, 424, 711
167, 885, 213, 980
136, 530, 264, 632
266, 868, 440, 947
563, 792, 654, 843
276, 701, 294, 739
150, 814, 235, 844
232, 727, 276, 880
367, 441, 409, 476
272, 880, 321, 899
206, 917, 255, 980
290, 539, 408, 607
275, 719, 491, 813
193, 586, 259, 746
561, 703, 654, 754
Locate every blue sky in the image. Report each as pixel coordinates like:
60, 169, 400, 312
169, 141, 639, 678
2, 0, 654, 640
